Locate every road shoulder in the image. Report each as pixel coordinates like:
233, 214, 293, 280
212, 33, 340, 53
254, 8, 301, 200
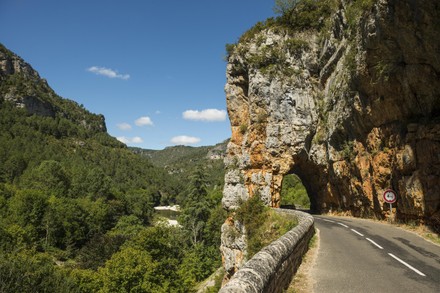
285, 228, 320, 293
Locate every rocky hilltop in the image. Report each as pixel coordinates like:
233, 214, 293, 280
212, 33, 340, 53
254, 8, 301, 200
221, 0, 440, 279
0, 44, 106, 132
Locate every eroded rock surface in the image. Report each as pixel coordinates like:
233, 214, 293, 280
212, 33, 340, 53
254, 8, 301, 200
221, 0, 440, 280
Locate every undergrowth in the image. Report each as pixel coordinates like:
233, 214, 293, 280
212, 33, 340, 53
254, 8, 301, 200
235, 196, 298, 258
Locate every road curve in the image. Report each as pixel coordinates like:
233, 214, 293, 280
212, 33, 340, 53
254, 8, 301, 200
311, 215, 440, 293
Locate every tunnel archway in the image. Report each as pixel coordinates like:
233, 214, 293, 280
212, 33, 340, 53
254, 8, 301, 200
279, 173, 310, 210
274, 153, 324, 214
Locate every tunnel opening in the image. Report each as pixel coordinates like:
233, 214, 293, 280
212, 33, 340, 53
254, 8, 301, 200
279, 173, 311, 211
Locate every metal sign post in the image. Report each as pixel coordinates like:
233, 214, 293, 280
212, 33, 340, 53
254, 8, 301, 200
383, 189, 397, 222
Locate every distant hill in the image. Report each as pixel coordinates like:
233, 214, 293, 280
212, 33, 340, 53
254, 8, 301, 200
131, 139, 228, 189
131, 140, 228, 168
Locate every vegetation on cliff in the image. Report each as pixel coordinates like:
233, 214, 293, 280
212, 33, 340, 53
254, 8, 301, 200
235, 196, 298, 258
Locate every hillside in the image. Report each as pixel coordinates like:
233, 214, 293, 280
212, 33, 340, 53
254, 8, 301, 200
0, 43, 178, 200
131, 140, 228, 190
0, 43, 225, 292
132, 140, 227, 168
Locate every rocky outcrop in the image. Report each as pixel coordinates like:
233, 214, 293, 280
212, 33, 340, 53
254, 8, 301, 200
221, 0, 440, 280
0, 44, 107, 132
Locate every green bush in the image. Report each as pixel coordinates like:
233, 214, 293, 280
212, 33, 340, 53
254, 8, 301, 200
346, 0, 376, 29
0, 251, 77, 293
225, 43, 236, 59
279, 0, 336, 31
236, 196, 297, 258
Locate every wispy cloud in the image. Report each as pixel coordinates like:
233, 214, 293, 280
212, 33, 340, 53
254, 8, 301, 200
87, 66, 130, 80
117, 136, 143, 144
135, 116, 154, 126
170, 135, 201, 145
117, 122, 132, 130
183, 109, 227, 122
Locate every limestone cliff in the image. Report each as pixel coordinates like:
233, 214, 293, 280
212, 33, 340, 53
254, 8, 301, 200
221, 0, 440, 280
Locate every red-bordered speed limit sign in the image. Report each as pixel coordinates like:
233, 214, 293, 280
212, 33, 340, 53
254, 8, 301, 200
383, 189, 397, 203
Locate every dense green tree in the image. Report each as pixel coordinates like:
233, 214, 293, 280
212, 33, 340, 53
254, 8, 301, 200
204, 203, 227, 248
123, 189, 154, 225
109, 215, 145, 238
0, 251, 77, 293
99, 247, 161, 293
8, 189, 48, 242
126, 225, 190, 292
68, 268, 102, 293
20, 160, 70, 197
70, 166, 112, 199
180, 168, 211, 245
76, 233, 127, 270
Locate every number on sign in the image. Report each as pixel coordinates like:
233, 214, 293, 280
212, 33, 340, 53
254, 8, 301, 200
383, 189, 397, 203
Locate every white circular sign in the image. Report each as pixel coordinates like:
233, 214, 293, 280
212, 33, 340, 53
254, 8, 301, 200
383, 189, 397, 203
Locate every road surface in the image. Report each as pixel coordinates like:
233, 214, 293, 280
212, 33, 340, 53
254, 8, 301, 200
311, 215, 440, 292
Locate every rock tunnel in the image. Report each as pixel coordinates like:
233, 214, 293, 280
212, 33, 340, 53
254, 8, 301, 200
221, 0, 440, 281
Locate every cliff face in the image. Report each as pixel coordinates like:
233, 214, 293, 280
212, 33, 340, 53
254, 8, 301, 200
0, 44, 106, 132
221, 0, 440, 279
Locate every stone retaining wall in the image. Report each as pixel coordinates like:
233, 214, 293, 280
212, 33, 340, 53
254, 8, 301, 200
219, 210, 314, 293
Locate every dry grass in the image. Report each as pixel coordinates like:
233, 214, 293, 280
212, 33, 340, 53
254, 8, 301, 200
284, 229, 319, 293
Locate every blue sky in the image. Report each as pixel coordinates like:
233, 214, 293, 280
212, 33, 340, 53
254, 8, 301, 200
0, 0, 276, 150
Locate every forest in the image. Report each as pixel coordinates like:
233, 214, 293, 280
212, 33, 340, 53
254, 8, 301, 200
0, 44, 227, 292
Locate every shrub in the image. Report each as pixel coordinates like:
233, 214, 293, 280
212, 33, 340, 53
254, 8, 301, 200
279, 0, 336, 31
225, 43, 236, 59
235, 196, 268, 257
235, 196, 297, 258
239, 123, 248, 135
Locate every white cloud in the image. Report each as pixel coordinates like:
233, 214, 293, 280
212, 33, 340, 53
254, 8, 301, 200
87, 66, 130, 80
117, 122, 132, 130
135, 116, 154, 126
170, 135, 201, 145
183, 109, 227, 122
131, 136, 144, 143
117, 136, 143, 144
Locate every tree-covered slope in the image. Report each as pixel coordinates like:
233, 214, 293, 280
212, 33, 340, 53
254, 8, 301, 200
131, 140, 228, 194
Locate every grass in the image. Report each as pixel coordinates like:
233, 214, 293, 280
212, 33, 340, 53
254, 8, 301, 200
395, 221, 440, 246
236, 196, 298, 258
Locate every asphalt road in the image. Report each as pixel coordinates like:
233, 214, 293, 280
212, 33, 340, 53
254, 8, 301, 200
311, 215, 440, 293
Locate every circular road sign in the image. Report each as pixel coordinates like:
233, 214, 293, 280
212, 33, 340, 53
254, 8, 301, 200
383, 189, 397, 203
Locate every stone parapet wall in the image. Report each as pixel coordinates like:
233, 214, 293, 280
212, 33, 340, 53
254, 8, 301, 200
219, 210, 314, 293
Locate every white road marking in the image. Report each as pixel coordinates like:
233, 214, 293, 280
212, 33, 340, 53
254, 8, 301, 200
338, 222, 349, 228
350, 229, 364, 237
366, 238, 383, 250
388, 253, 426, 277
318, 217, 428, 277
